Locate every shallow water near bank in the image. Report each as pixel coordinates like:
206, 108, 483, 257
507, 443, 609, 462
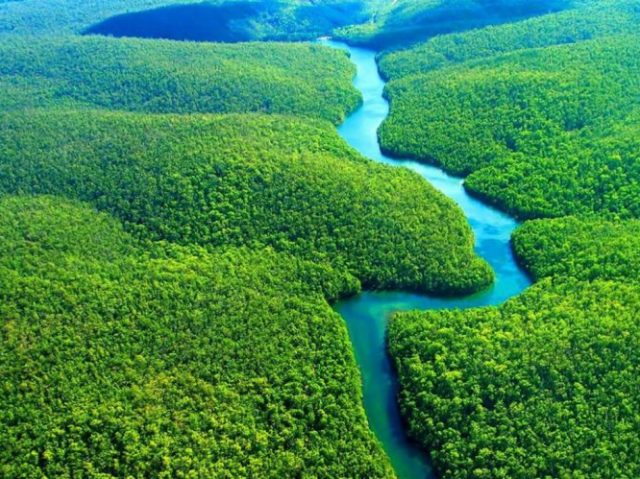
323, 40, 532, 479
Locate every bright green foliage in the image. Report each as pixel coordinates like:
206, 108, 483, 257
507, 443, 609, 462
375, 4, 640, 476
0, 35, 359, 124
378, 0, 640, 78
464, 111, 640, 218
0, 195, 396, 478
390, 278, 640, 478
380, 34, 640, 218
0, 109, 492, 294
336, 0, 570, 49
513, 217, 640, 282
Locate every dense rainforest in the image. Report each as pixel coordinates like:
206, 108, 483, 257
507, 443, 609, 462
513, 217, 640, 282
0, 0, 503, 476
378, 0, 640, 219
0, 109, 491, 294
0, 35, 359, 123
0, 0, 569, 42
0, 0, 371, 39
335, 0, 573, 49
0, 195, 394, 478
2, 0, 640, 477
390, 278, 640, 478
378, 0, 640, 78
378, 1, 640, 478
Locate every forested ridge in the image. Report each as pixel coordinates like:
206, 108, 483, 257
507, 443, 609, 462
0, 35, 360, 124
335, 0, 572, 49
381, 1, 640, 477
390, 278, 640, 478
0, 109, 492, 294
0, 195, 395, 478
0, 0, 371, 39
3, 0, 640, 477
0, 0, 572, 41
378, 0, 640, 78
0, 0, 500, 475
380, 22, 640, 219
513, 217, 640, 283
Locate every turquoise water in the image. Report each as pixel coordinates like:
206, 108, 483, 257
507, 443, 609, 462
323, 40, 532, 479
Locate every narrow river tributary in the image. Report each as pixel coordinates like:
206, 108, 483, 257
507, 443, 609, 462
323, 40, 532, 479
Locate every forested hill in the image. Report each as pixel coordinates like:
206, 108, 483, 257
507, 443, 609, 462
0, 0, 576, 43
379, 2, 640, 219
0, 0, 371, 39
513, 217, 640, 282
0, 35, 360, 124
390, 214, 640, 477
3, 0, 640, 477
390, 278, 640, 478
0, 109, 492, 295
0, 0, 497, 476
0, 195, 395, 478
378, 0, 640, 78
335, 0, 575, 49
381, 1, 640, 477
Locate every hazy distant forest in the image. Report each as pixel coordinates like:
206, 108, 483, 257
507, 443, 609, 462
1, 0, 639, 478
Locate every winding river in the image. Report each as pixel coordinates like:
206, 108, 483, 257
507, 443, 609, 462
322, 40, 533, 479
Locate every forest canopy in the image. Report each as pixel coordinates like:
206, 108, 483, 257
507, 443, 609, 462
0, 195, 395, 478
0, 0, 371, 39
335, 0, 573, 49
390, 278, 640, 478
380, 32, 640, 219
379, 2, 640, 477
378, 0, 640, 78
0, 35, 360, 124
3, 0, 640, 477
513, 217, 640, 282
0, 109, 492, 295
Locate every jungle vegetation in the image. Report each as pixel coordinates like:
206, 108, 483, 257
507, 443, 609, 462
0, 0, 371, 39
84, 1, 371, 43
513, 217, 640, 282
3, 0, 640, 477
379, 1, 640, 477
0, 34, 360, 124
390, 278, 640, 478
335, 0, 572, 49
0, 195, 395, 478
0, 109, 492, 294
0, 0, 574, 46
378, 0, 640, 78
380, 31, 640, 218
0, 1, 500, 475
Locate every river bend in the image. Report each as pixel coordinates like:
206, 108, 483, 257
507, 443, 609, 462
323, 40, 532, 479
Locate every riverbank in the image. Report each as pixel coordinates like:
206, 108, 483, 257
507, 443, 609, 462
323, 40, 532, 479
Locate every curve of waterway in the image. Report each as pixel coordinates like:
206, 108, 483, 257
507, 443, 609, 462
322, 40, 533, 479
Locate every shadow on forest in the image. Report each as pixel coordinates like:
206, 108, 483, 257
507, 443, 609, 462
84, 2, 263, 42
84, 1, 368, 43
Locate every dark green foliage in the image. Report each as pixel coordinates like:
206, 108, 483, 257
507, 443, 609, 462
0, 0, 371, 38
378, 0, 640, 78
513, 216, 640, 282
380, 34, 640, 218
0, 34, 359, 124
0, 0, 204, 35
85, 1, 369, 43
0, 109, 492, 294
335, 0, 572, 49
377, 4, 640, 477
0, 195, 398, 478
390, 278, 640, 478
